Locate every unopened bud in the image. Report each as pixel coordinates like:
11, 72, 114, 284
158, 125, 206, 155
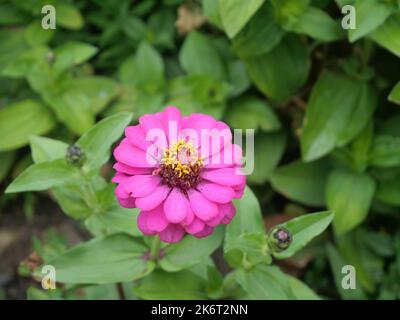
268, 226, 292, 253
66, 144, 85, 165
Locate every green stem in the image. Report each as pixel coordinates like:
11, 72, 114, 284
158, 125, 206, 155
150, 236, 161, 261
79, 168, 102, 214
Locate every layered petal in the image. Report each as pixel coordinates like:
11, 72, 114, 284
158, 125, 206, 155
163, 188, 189, 223
197, 182, 235, 204
124, 175, 160, 197
145, 205, 169, 232
114, 139, 158, 168
188, 189, 219, 221
159, 224, 185, 243
202, 168, 246, 187
135, 185, 170, 211
137, 211, 157, 235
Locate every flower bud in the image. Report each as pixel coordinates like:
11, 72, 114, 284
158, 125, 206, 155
66, 144, 85, 165
267, 226, 292, 253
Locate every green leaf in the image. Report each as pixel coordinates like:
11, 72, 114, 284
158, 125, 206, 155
202, 0, 223, 28
369, 135, 400, 167
227, 60, 250, 97
273, 211, 334, 259
52, 184, 92, 220
270, 159, 330, 206
159, 227, 223, 272
134, 269, 207, 300
292, 6, 345, 41
336, 230, 384, 293
219, 0, 265, 38
55, 2, 84, 30
288, 276, 320, 300
53, 42, 98, 73
225, 96, 280, 132
45, 234, 153, 284
5, 159, 78, 193
271, 0, 310, 30
0, 151, 16, 182
206, 266, 224, 299
93, 206, 142, 237
375, 174, 400, 206
29, 136, 68, 164
389, 81, 400, 104
128, 42, 165, 93
0, 100, 56, 151
0, 29, 27, 71
244, 34, 310, 101
370, 13, 400, 57
43, 87, 94, 135
1, 45, 49, 79
24, 21, 55, 46
235, 265, 294, 299
77, 112, 133, 172
349, 0, 394, 42
248, 131, 286, 185
225, 186, 264, 250
167, 75, 229, 119
301, 71, 377, 161
224, 232, 271, 268
348, 122, 373, 172
332, 122, 373, 173
326, 244, 367, 299
232, 2, 285, 58
66, 77, 120, 114
179, 32, 226, 81
326, 169, 375, 235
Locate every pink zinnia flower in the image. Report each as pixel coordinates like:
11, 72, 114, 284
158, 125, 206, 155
112, 106, 245, 243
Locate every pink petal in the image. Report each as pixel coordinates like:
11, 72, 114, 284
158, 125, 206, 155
205, 143, 243, 168
112, 172, 129, 183
183, 114, 217, 149
183, 205, 195, 226
117, 197, 136, 208
188, 189, 219, 221
115, 183, 130, 199
194, 226, 214, 238
206, 209, 225, 227
145, 205, 169, 232
199, 122, 232, 159
124, 175, 160, 197
202, 168, 246, 187
114, 139, 158, 168
139, 113, 165, 133
163, 188, 188, 223
161, 106, 182, 144
197, 182, 235, 204
233, 184, 245, 199
159, 224, 185, 243
185, 218, 205, 234
135, 185, 170, 211
137, 212, 157, 235
139, 114, 168, 150
220, 203, 236, 224
113, 162, 153, 175
125, 125, 148, 151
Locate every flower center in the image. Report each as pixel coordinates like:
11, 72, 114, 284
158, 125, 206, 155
155, 139, 203, 191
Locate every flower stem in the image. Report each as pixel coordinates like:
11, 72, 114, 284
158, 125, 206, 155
79, 168, 102, 214
116, 282, 126, 300
150, 236, 161, 261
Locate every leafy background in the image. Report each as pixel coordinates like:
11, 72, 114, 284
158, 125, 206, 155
1, 0, 400, 300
